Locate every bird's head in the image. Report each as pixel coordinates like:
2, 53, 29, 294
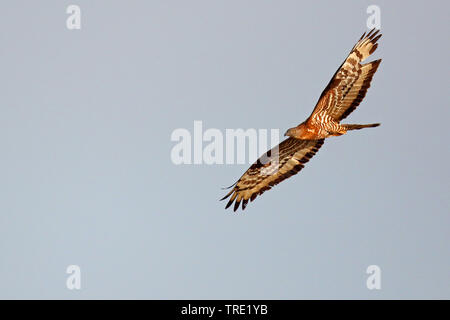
284, 125, 304, 138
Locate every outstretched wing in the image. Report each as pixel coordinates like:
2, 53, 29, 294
311, 28, 382, 122
221, 138, 324, 211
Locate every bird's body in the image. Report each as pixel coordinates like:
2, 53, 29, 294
285, 115, 380, 140
222, 29, 383, 211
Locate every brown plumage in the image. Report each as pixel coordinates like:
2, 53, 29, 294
222, 29, 382, 211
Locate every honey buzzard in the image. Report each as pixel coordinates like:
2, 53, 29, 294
222, 29, 382, 211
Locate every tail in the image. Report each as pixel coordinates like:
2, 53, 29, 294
343, 123, 380, 131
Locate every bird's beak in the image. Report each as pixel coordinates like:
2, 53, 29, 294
284, 130, 289, 137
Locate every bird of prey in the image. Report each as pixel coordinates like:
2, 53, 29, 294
221, 29, 382, 211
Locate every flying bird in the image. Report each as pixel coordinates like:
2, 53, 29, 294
221, 29, 382, 211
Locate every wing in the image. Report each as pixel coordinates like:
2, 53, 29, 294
310, 28, 382, 122
221, 138, 324, 211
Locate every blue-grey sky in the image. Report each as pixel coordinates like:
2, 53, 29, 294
0, 0, 448, 299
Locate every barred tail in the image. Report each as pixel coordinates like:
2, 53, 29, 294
343, 123, 380, 130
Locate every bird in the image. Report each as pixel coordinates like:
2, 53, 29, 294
221, 28, 382, 211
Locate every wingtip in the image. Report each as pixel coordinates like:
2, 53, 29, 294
359, 31, 366, 41
221, 181, 237, 190
361, 28, 382, 42
220, 189, 234, 201
225, 200, 233, 210
233, 200, 240, 212
242, 199, 248, 210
